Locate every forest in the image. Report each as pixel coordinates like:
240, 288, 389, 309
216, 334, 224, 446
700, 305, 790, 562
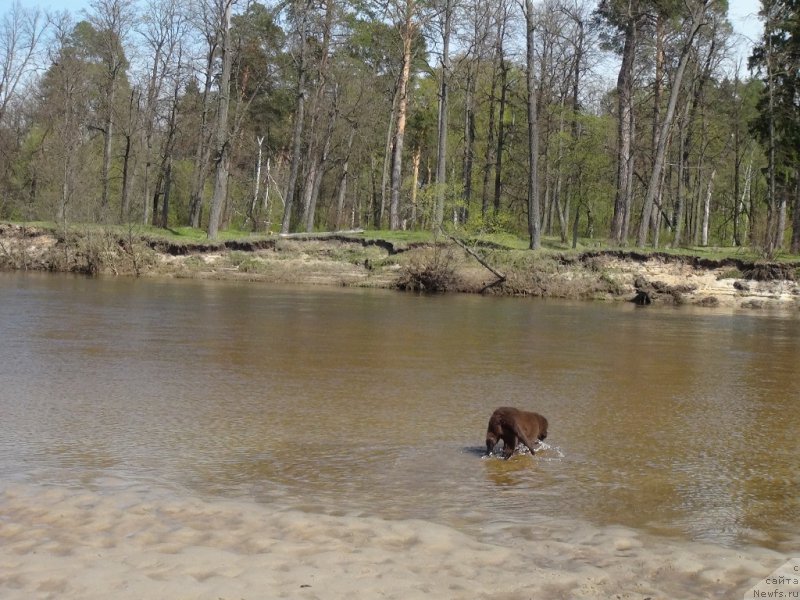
0, 0, 798, 254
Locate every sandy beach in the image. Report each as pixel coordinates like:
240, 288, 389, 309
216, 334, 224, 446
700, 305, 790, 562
0, 479, 787, 600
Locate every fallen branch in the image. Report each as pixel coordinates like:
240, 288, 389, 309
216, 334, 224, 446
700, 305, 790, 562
279, 228, 365, 239
444, 232, 506, 285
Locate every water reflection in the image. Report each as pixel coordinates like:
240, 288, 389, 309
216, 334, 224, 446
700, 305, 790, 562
483, 455, 538, 487
1, 273, 799, 550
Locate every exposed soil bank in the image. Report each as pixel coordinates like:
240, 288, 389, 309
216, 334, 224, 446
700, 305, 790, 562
1, 223, 799, 311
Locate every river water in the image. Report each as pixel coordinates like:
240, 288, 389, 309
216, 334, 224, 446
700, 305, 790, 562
1, 272, 798, 598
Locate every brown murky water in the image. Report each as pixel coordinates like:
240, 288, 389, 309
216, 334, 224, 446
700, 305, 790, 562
1, 272, 799, 552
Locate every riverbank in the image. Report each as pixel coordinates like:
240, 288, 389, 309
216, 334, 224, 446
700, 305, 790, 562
1, 222, 798, 310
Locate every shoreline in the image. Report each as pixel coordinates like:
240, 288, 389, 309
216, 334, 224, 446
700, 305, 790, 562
1, 222, 799, 312
0, 478, 789, 599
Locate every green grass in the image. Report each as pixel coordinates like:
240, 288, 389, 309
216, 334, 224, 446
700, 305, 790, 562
361, 229, 436, 244
5, 220, 800, 263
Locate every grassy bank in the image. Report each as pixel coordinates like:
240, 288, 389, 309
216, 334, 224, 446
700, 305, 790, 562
1, 221, 799, 309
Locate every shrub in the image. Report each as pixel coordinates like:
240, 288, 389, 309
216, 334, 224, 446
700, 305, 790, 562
237, 257, 269, 273
395, 248, 457, 292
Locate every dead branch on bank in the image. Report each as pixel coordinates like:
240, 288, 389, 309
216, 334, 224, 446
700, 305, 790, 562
443, 231, 506, 291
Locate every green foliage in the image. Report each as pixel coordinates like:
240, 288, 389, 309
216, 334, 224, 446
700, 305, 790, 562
462, 210, 519, 236
1, 0, 797, 255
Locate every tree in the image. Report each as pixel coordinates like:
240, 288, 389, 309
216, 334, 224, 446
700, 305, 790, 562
0, 2, 47, 127
458, 0, 495, 219
389, 0, 420, 230
187, 0, 221, 229
433, 0, 454, 228
299, 0, 337, 232
637, 0, 715, 247
35, 14, 97, 224
600, 0, 640, 244
0, 0, 774, 249
280, 0, 312, 234
480, 1, 510, 218
86, 0, 136, 218
0, 2, 48, 219
207, 0, 234, 239
525, 0, 541, 249
750, 0, 800, 254
137, 0, 189, 225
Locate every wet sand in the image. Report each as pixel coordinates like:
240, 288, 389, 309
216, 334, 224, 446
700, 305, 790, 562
0, 479, 785, 600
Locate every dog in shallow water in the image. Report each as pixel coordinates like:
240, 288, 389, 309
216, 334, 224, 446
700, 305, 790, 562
485, 407, 548, 459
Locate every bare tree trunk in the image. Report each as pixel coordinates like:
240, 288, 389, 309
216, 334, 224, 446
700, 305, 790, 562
120, 87, 138, 221
701, 167, 716, 246
434, 0, 453, 228
303, 102, 336, 232
525, 0, 541, 249
335, 126, 356, 230
610, 5, 637, 244
207, 0, 233, 239
462, 65, 476, 221
652, 13, 663, 170
263, 158, 273, 230
481, 46, 498, 216
120, 132, 133, 220
672, 101, 689, 247
300, 0, 335, 232
389, 0, 416, 231
493, 56, 507, 214
380, 86, 399, 228
792, 168, 800, 254
567, 6, 585, 248
651, 14, 663, 244
141, 43, 163, 226
248, 136, 264, 229
188, 38, 215, 228
732, 70, 743, 246
737, 157, 753, 245
410, 146, 421, 227
58, 149, 70, 225
555, 98, 568, 243
765, 7, 777, 254
652, 161, 668, 248
775, 176, 787, 251
101, 83, 115, 214
280, 0, 311, 234
370, 156, 379, 228
161, 158, 172, 228
120, 119, 135, 224
158, 57, 182, 229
